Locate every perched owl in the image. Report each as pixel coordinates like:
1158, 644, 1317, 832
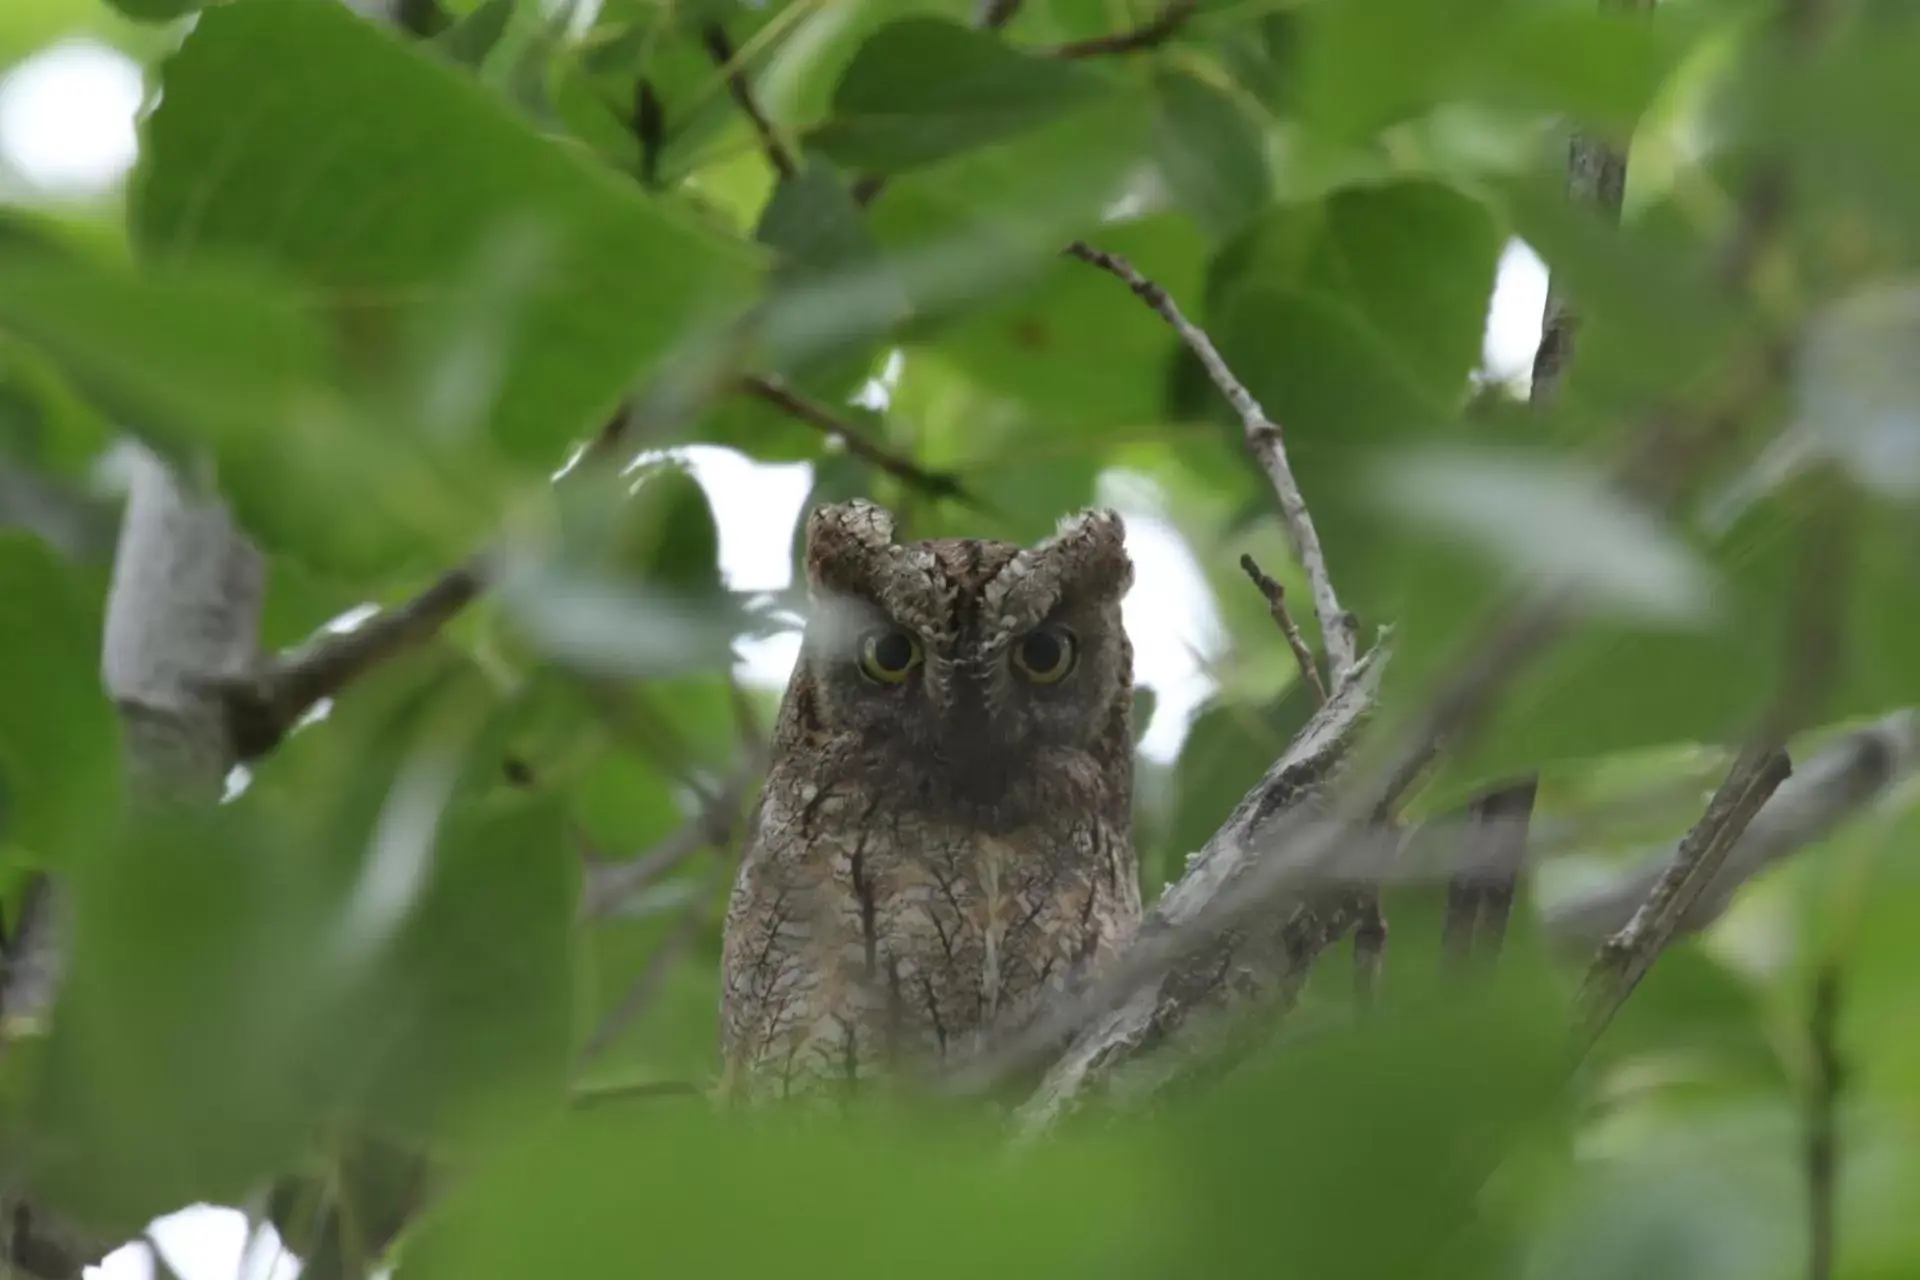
719, 500, 1141, 1102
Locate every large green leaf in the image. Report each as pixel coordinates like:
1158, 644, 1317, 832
929, 214, 1206, 434
29, 658, 578, 1227
0, 251, 328, 454
0, 534, 118, 865
1152, 69, 1273, 241
1208, 179, 1504, 403
404, 1104, 1156, 1280
806, 16, 1116, 172
133, 0, 763, 467
1297, 0, 1689, 143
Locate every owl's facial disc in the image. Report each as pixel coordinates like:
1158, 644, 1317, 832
797, 503, 1133, 803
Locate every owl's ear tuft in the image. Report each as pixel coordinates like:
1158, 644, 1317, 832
804, 499, 896, 595
1043, 507, 1134, 600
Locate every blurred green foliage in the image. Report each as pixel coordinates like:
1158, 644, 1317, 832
1, 0, 1919, 1277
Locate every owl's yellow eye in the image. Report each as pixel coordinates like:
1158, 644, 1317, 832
1012, 625, 1077, 684
858, 629, 923, 684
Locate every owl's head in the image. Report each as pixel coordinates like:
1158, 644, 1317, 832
795, 500, 1134, 801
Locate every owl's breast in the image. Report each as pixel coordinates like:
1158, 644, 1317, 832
720, 779, 1139, 1098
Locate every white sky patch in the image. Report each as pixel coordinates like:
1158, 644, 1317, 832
0, 40, 144, 198
1482, 239, 1549, 390
90, 1205, 303, 1280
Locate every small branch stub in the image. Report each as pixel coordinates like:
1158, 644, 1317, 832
1239, 554, 1326, 703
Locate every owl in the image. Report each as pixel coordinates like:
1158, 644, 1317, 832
719, 500, 1141, 1102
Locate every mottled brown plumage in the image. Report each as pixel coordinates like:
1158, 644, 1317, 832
720, 500, 1140, 1101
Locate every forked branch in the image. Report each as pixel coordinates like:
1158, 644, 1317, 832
1065, 241, 1360, 686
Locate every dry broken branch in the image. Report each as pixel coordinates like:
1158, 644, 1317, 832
1578, 744, 1794, 1047
1065, 240, 1360, 686
1543, 710, 1920, 948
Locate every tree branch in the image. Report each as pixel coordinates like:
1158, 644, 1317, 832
580, 868, 722, 1064
699, 21, 798, 181
1001, 649, 1387, 1127
738, 373, 976, 505
1045, 1, 1197, 59
2, 448, 266, 1279
221, 559, 486, 762
1544, 715, 1920, 949
1065, 240, 1360, 686
1577, 744, 1794, 1047
579, 765, 752, 920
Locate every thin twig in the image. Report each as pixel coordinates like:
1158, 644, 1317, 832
1806, 962, 1841, 1280
739, 374, 976, 504
1239, 554, 1325, 703
580, 822, 715, 921
580, 766, 751, 920
1066, 241, 1359, 686
1441, 778, 1540, 971
1544, 710, 1918, 949
700, 21, 799, 181
581, 870, 720, 1064
1046, 0, 1197, 59
1577, 744, 1793, 1048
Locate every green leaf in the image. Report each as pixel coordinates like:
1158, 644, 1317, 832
1209, 179, 1503, 402
761, 95, 1150, 372
932, 214, 1206, 433
757, 162, 885, 282
1794, 281, 1920, 500
404, 1105, 1156, 1280
1152, 70, 1272, 240
434, 0, 516, 67
806, 16, 1116, 172
102, 0, 200, 20
29, 658, 576, 1226
133, 0, 762, 467
356, 789, 578, 1143
0, 534, 119, 864
33, 798, 352, 1230
1297, 0, 1686, 143
1501, 179, 1751, 411
0, 251, 329, 455
1370, 446, 1718, 627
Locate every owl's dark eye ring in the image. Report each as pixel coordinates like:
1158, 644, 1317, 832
858, 628, 924, 684
1012, 625, 1077, 684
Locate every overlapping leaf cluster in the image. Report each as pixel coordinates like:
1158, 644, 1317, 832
3, 0, 1920, 1276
